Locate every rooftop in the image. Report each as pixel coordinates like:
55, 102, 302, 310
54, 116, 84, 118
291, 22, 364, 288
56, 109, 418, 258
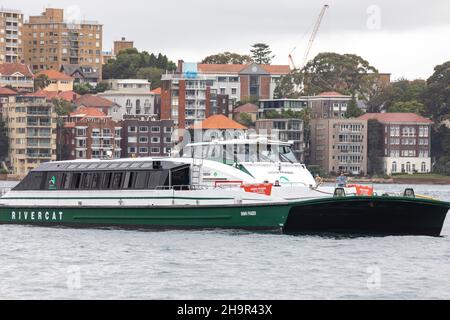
37, 69, 73, 81
70, 107, 107, 118
197, 63, 291, 75
192, 115, 248, 130
0, 87, 18, 95
358, 113, 433, 124
316, 91, 350, 97
234, 103, 259, 113
0, 63, 34, 78
75, 94, 116, 108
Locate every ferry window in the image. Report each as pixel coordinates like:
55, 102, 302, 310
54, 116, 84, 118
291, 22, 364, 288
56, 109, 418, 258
13, 172, 45, 190
112, 172, 123, 189
62, 173, 72, 190
81, 173, 92, 189
91, 173, 101, 189
148, 171, 169, 189
70, 173, 82, 189
102, 172, 112, 189
122, 172, 135, 189
171, 168, 189, 187
134, 172, 148, 189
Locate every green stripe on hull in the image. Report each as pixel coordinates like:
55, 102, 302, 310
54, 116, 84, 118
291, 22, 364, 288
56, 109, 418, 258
0, 204, 289, 231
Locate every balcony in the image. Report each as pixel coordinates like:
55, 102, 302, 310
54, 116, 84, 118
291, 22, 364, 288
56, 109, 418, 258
27, 153, 52, 159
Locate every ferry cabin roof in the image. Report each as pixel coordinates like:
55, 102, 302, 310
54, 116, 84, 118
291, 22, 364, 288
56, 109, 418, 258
13, 160, 191, 191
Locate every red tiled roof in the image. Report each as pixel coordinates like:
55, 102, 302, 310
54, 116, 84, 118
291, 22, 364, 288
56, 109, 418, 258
0, 87, 18, 95
0, 63, 34, 77
37, 69, 73, 81
317, 91, 349, 97
58, 91, 80, 102
150, 87, 161, 95
197, 64, 291, 75
192, 115, 248, 130
234, 103, 259, 113
358, 113, 433, 124
75, 94, 115, 108
70, 107, 107, 118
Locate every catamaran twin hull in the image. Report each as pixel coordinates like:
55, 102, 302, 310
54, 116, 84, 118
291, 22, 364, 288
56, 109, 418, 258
1, 196, 448, 236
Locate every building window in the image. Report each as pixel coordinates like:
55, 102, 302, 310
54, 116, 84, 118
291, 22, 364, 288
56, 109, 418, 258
139, 126, 148, 133
151, 147, 160, 154
139, 147, 148, 154
139, 137, 148, 144
406, 162, 411, 173
151, 127, 160, 133
151, 137, 160, 144
128, 126, 137, 133
421, 162, 427, 173
392, 162, 397, 173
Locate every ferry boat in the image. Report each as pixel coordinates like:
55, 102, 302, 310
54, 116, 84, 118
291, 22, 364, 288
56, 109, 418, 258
0, 160, 292, 231
0, 138, 448, 236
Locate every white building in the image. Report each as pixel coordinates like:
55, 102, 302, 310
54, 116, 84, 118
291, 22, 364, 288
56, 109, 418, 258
98, 79, 157, 118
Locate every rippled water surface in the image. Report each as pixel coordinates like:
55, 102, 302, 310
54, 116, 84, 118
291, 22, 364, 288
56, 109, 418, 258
1, 183, 449, 300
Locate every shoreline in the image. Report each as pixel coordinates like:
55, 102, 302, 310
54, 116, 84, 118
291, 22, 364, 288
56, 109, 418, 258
323, 177, 450, 185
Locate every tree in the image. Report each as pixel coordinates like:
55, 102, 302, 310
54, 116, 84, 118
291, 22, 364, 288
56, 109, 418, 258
102, 48, 177, 80
202, 52, 253, 64
302, 53, 378, 97
273, 71, 304, 99
388, 100, 425, 114
367, 119, 384, 175
250, 43, 275, 65
34, 74, 50, 91
421, 61, 450, 122
73, 83, 93, 95
136, 67, 164, 89
345, 95, 364, 118
52, 98, 74, 116
238, 113, 254, 128
93, 81, 110, 93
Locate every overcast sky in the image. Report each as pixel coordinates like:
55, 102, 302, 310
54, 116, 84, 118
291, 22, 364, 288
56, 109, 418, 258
7, 0, 450, 80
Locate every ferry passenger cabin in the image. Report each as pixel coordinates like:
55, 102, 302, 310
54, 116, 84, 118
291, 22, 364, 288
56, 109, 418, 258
13, 161, 191, 191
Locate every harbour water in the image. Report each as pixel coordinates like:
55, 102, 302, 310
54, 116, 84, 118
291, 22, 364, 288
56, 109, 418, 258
0, 182, 449, 300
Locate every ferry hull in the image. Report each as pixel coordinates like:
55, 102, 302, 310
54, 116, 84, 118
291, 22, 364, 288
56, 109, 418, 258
284, 197, 450, 237
0, 204, 289, 232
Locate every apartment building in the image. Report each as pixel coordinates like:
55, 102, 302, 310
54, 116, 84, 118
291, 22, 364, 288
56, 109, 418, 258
0, 63, 34, 92
259, 98, 309, 117
61, 108, 122, 160
359, 113, 433, 175
114, 37, 134, 55
310, 118, 368, 175
161, 62, 291, 129
98, 79, 156, 118
310, 92, 352, 119
121, 115, 174, 158
256, 118, 305, 163
0, 9, 24, 64
3, 95, 57, 178
23, 8, 103, 75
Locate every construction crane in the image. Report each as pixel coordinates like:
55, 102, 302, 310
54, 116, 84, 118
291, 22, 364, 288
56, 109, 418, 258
289, 4, 330, 71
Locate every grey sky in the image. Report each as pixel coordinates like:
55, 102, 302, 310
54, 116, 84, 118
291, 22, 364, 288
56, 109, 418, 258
6, 0, 450, 79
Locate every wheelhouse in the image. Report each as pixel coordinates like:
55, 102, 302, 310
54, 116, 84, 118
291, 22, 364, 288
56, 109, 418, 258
182, 139, 299, 164
13, 161, 191, 191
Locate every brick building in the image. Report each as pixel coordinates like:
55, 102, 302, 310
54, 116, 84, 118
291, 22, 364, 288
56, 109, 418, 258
60, 108, 122, 160
121, 115, 174, 158
161, 62, 290, 129
310, 92, 352, 119
358, 113, 433, 175
23, 8, 103, 75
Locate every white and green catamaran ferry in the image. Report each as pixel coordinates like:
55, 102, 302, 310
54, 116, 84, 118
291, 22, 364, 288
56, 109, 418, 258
1, 137, 449, 236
